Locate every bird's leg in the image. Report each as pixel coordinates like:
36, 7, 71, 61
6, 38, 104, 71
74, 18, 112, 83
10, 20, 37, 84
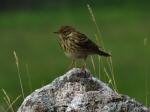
68, 59, 75, 69
81, 59, 86, 70
81, 58, 87, 74
81, 58, 92, 79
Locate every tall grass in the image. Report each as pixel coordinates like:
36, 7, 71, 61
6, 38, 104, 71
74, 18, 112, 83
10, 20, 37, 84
1, 52, 31, 112
144, 38, 149, 107
145, 71, 148, 107
26, 64, 32, 93
87, 4, 118, 92
90, 56, 96, 74
13, 51, 25, 99
2, 89, 21, 112
1, 51, 26, 112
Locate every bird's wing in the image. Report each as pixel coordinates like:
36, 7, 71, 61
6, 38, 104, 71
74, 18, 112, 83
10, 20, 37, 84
71, 32, 100, 53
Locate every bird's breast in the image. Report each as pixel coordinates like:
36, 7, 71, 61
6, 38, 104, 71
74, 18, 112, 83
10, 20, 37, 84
59, 37, 88, 59
64, 52, 72, 58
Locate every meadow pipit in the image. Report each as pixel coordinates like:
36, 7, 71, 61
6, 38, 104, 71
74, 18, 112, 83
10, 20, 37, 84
54, 26, 111, 69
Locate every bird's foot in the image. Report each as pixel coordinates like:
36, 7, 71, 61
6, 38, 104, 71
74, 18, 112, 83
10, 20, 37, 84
80, 68, 86, 75
81, 66, 93, 79
88, 75, 93, 80
80, 65, 87, 74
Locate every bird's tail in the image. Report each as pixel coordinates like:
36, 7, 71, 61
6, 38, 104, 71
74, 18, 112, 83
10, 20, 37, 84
98, 49, 111, 57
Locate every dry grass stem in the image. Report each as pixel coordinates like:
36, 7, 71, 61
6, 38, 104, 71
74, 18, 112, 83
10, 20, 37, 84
2, 89, 14, 112
13, 51, 25, 99
90, 56, 96, 74
26, 64, 32, 93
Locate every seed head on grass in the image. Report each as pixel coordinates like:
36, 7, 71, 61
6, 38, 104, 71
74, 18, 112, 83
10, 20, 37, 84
13, 51, 25, 99
87, 4, 118, 92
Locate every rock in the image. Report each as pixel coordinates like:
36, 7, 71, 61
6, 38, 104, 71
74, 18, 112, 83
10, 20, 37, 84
18, 68, 150, 112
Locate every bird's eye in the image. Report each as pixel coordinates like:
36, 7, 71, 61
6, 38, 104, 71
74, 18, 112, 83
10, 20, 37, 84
63, 31, 69, 35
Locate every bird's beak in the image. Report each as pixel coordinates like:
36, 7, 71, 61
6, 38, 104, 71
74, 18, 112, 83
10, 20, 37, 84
53, 31, 59, 34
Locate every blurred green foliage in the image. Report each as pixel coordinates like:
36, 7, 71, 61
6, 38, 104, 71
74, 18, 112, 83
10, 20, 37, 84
1, 0, 150, 10
0, 0, 150, 111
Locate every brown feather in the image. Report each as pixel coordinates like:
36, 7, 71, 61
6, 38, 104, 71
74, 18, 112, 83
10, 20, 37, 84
54, 26, 111, 59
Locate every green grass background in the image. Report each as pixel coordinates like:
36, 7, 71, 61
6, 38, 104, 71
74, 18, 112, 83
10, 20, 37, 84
0, 3, 150, 111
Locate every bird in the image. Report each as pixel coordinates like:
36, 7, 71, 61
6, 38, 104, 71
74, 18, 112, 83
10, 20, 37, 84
54, 26, 111, 69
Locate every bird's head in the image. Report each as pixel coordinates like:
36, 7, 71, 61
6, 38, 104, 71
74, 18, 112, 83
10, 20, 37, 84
54, 26, 75, 37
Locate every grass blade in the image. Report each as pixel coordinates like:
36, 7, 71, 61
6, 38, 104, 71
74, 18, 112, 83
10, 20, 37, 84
90, 56, 96, 74
26, 64, 32, 93
13, 51, 25, 99
2, 89, 14, 112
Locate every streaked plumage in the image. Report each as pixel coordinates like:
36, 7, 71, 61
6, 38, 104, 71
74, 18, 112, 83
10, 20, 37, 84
54, 26, 111, 67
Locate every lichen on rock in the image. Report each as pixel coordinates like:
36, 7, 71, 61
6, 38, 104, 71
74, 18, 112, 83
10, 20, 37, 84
18, 68, 150, 112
